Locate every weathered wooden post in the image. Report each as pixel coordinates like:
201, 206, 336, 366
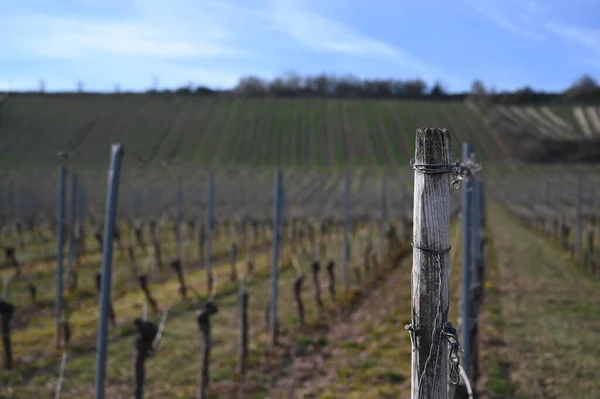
406, 128, 454, 398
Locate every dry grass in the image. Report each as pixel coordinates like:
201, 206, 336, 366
489, 203, 600, 399
265, 222, 463, 399
0, 229, 382, 398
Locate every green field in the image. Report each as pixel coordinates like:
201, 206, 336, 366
1, 94, 506, 170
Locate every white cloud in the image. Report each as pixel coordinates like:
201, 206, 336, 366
7, 4, 249, 60
466, 0, 547, 41
544, 22, 600, 52
467, 0, 600, 68
265, 0, 438, 73
0, 0, 454, 89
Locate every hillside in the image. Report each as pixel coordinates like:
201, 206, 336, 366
1, 94, 600, 170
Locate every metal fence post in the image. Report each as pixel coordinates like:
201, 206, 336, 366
205, 173, 214, 291
380, 172, 387, 257
269, 168, 283, 345
343, 172, 350, 291
66, 173, 78, 279
175, 175, 183, 259
94, 144, 124, 399
461, 142, 473, 377
576, 173, 582, 259
55, 166, 66, 349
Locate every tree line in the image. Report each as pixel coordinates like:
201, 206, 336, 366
11, 73, 600, 105
156, 73, 600, 105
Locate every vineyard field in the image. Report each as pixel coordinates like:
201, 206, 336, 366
0, 94, 545, 170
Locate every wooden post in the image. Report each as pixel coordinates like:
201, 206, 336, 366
408, 128, 452, 399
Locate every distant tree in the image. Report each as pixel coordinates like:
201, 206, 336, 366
335, 74, 363, 97
281, 70, 303, 93
403, 78, 427, 96
175, 82, 193, 94
194, 86, 216, 95
234, 76, 267, 96
115, 84, 121, 93
468, 79, 491, 111
564, 74, 600, 101
39, 79, 45, 94
267, 77, 287, 97
77, 81, 84, 93
430, 81, 446, 97
471, 79, 486, 96
513, 86, 535, 103
304, 74, 330, 96
571, 74, 598, 91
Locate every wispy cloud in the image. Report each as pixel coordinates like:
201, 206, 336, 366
467, 0, 600, 68
466, 0, 547, 41
265, 0, 439, 73
4, 1, 251, 60
544, 22, 600, 54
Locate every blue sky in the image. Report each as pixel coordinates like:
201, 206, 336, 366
2, 0, 600, 93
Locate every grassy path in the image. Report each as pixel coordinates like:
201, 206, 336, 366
487, 203, 600, 398
265, 223, 464, 399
